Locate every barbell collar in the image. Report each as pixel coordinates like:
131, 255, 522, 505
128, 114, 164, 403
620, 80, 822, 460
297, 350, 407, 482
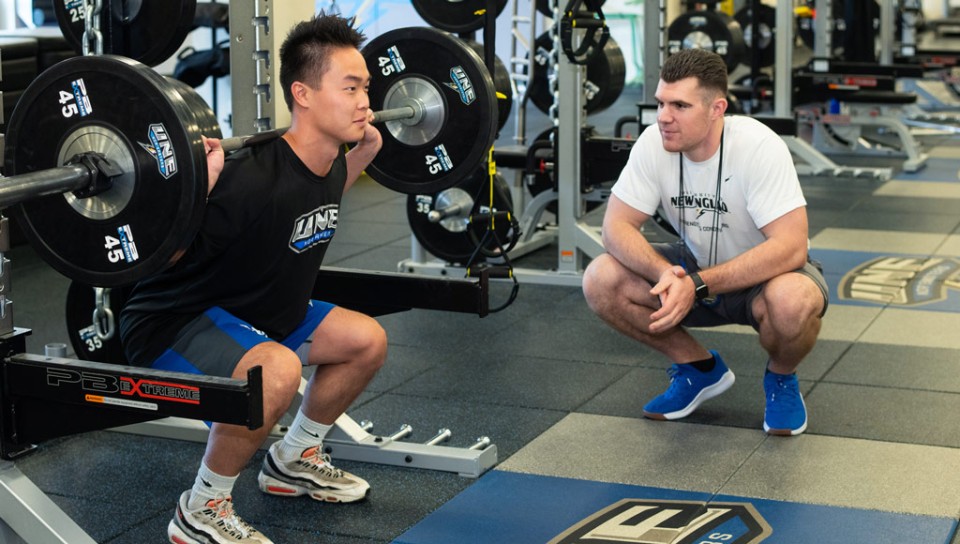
0, 164, 92, 210
220, 105, 421, 155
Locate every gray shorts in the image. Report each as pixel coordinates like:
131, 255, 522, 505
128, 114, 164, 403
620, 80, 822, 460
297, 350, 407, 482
653, 242, 829, 331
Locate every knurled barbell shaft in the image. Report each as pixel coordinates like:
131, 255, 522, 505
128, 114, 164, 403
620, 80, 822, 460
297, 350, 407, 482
220, 106, 418, 154
0, 164, 91, 210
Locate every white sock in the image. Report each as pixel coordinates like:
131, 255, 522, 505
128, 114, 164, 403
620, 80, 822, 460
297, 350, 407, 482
277, 411, 332, 461
187, 461, 238, 510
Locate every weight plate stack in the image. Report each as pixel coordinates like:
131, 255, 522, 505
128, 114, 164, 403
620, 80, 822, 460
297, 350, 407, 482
667, 10, 746, 72
55, 0, 197, 67
528, 32, 626, 114
411, 0, 508, 33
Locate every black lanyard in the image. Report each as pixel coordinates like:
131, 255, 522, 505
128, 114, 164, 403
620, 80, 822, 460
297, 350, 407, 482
677, 129, 724, 270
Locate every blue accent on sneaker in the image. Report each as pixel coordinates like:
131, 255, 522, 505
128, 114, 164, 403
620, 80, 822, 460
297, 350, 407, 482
643, 350, 735, 420
763, 370, 808, 436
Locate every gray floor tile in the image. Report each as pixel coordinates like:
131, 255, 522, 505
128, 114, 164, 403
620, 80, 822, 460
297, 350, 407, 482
500, 413, 767, 493
721, 433, 960, 517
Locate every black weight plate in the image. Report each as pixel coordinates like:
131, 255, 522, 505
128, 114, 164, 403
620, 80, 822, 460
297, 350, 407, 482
54, 0, 196, 67
529, 32, 627, 114
407, 166, 513, 265
362, 27, 498, 194
734, 4, 776, 68
65, 280, 131, 364
166, 77, 223, 139
667, 10, 746, 71
464, 40, 513, 132
412, 0, 508, 33
5, 55, 207, 287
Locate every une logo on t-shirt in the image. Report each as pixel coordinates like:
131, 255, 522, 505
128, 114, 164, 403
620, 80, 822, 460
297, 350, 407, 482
289, 205, 338, 253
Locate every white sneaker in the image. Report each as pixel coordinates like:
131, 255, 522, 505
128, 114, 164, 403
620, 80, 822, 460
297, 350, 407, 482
168, 490, 273, 544
258, 442, 370, 503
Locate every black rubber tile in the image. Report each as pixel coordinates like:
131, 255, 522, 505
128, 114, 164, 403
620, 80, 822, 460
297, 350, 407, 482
340, 198, 408, 225
329, 220, 409, 246
365, 343, 452, 394
331, 245, 417, 272
376, 307, 521, 352
824, 343, 960, 393
852, 194, 960, 216
480, 314, 659, 366
394, 353, 632, 412
804, 382, 960, 447
809, 208, 960, 233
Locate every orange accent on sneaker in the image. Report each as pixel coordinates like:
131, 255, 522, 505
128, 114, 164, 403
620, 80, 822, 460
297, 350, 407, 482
301, 446, 320, 459
267, 485, 297, 494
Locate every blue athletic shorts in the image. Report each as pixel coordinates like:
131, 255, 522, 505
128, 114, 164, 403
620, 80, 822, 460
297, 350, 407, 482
150, 300, 335, 377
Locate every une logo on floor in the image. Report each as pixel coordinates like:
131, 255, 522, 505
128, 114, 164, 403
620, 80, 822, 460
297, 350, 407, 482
839, 256, 960, 307
549, 499, 772, 544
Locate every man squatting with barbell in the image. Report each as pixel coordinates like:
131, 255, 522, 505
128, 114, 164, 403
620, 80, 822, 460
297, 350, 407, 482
583, 49, 829, 436
120, 14, 385, 544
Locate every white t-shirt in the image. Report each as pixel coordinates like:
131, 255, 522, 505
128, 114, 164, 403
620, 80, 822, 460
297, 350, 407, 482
611, 115, 806, 267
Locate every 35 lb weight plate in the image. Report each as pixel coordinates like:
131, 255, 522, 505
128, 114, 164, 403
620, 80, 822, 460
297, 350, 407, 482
65, 280, 131, 364
362, 27, 498, 195
5, 55, 207, 287
407, 166, 514, 265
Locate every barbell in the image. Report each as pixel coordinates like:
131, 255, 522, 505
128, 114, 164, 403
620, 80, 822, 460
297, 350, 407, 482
1, 26, 497, 288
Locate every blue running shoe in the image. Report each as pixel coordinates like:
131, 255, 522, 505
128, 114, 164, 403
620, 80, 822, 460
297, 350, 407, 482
763, 370, 807, 436
643, 351, 735, 420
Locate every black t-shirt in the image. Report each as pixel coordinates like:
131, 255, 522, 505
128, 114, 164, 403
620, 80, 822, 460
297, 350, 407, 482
120, 138, 347, 365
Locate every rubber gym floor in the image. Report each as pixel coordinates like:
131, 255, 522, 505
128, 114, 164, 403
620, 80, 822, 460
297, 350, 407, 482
7, 82, 960, 543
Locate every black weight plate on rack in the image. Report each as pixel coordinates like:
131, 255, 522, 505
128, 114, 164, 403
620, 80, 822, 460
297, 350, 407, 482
166, 77, 223, 139
5, 55, 207, 287
407, 166, 513, 265
529, 32, 627, 114
412, 0, 508, 33
463, 40, 513, 132
734, 4, 776, 68
667, 10, 746, 71
54, 0, 196, 67
65, 280, 131, 364
362, 27, 498, 194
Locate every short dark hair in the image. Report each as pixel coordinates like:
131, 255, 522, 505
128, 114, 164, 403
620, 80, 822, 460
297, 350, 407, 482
660, 49, 728, 99
279, 13, 366, 110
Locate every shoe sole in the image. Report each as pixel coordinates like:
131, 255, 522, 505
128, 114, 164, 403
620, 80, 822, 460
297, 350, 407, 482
168, 518, 203, 544
644, 370, 736, 420
257, 471, 369, 503
763, 398, 808, 436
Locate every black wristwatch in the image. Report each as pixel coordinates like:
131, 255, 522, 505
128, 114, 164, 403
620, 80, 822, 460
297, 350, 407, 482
689, 271, 710, 301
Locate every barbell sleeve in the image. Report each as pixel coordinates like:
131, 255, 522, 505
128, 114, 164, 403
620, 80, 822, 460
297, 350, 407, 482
219, 105, 419, 154
0, 164, 91, 209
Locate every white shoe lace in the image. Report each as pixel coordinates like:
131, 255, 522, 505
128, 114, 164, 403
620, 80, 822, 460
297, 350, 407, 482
299, 447, 344, 479
207, 494, 258, 539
